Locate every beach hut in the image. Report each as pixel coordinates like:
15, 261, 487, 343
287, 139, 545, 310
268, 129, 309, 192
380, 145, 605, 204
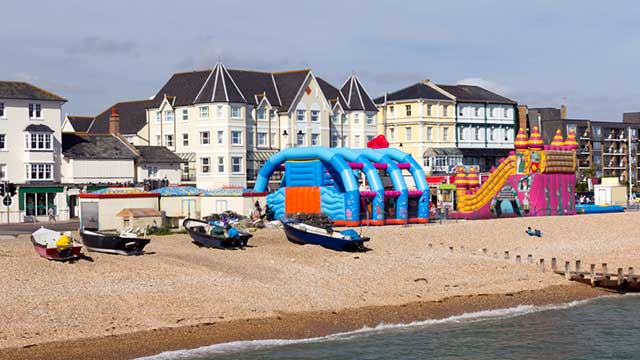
116, 208, 162, 230
152, 186, 204, 227
594, 177, 627, 206
200, 188, 267, 219
78, 188, 160, 231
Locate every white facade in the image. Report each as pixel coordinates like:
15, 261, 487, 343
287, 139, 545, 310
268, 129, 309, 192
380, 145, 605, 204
456, 103, 516, 149
136, 163, 181, 184
62, 158, 136, 183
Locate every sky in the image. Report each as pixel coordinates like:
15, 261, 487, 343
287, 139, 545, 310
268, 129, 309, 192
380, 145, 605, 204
2, 0, 639, 121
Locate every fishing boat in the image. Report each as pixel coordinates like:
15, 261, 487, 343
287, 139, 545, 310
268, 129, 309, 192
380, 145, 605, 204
182, 218, 252, 249
281, 217, 369, 252
31, 227, 83, 261
79, 228, 151, 255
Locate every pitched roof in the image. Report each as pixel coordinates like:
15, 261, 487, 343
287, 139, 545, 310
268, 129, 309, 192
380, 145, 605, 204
87, 99, 151, 135
437, 85, 516, 104
62, 133, 138, 160
0, 81, 66, 102
134, 146, 186, 164
373, 82, 452, 104
316, 77, 349, 110
228, 69, 282, 107
193, 63, 246, 104
66, 116, 93, 132
151, 70, 210, 108
272, 69, 311, 111
340, 75, 377, 111
24, 124, 55, 133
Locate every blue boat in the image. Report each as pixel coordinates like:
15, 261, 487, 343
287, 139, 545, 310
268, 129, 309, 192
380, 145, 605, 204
281, 217, 369, 252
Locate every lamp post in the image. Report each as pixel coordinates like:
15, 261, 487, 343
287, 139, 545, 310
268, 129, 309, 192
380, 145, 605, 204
296, 130, 305, 147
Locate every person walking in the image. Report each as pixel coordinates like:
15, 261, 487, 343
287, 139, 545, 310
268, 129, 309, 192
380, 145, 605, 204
48, 207, 57, 223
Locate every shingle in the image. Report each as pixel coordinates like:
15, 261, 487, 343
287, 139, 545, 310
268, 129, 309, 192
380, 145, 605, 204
228, 69, 282, 107
66, 116, 93, 132
273, 70, 310, 112
340, 76, 378, 112
437, 85, 516, 104
88, 100, 151, 135
316, 77, 349, 110
150, 71, 210, 108
0, 81, 66, 102
62, 134, 138, 160
373, 82, 452, 103
134, 146, 186, 164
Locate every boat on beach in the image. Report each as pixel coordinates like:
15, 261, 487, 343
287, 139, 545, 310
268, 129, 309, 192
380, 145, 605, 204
182, 218, 252, 249
31, 227, 83, 261
79, 228, 151, 255
281, 217, 369, 252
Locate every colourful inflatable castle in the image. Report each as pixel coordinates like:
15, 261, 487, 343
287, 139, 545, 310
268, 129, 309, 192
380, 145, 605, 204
452, 127, 578, 219
253, 145, 430, 226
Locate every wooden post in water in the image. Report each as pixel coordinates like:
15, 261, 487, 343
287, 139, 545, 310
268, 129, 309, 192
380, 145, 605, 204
504, 251, 510, 260
551, 258, 557, 272
565, 261, 571, 280
527, 254, 533, 264
575, 260, 581, 274
602, 263, 608, 279
590, 264, 596, 286
516, 255, 521, 264
617, 268, 624, 286
539, 258, 545, 272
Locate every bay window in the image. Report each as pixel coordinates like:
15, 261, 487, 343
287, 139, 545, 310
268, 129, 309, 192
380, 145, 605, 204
25, 132, 52, 150
26, 163, 53, 180
231, 130, 242, 145
199, 106, 209, 119
257, 132, 267, 146
231, 105, 242, 119
257, 109, 266, 120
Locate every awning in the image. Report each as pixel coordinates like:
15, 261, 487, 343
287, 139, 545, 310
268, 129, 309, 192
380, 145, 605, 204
247, 151, 278, 162
423, 148, 463, 157
459, 148, 512, 158
176, 152, 196, 162
24, 124, 55, 133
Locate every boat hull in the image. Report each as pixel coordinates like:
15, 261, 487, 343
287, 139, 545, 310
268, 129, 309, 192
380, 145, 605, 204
282, 220, 369, 252
31, 238, 82, 261
182, 218, 252, 249
80, 230, 150, 256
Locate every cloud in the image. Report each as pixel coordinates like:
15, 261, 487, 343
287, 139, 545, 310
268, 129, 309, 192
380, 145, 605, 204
14, 73, 104, 96
68, 36, 136, 56
175, 47, 307, 72
456, 77, 509, 95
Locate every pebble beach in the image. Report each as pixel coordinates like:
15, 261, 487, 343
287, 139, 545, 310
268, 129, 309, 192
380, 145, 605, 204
1, 212, 638, 359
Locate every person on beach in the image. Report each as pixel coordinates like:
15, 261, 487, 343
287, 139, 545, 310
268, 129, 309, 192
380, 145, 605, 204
48, 207, 57, 223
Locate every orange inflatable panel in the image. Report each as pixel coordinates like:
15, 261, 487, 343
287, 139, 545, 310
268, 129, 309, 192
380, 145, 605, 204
285, 186, 321, 214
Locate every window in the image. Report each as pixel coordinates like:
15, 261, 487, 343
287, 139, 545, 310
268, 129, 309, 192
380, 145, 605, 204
231, 130, 242, 145
199, 106, 209, 119
311, 133, 319, 146
25, 133, 52, 150
427, 104, 433, 116
389, 105, 395, 116
297, 109, 306, 122
231, 157, 242, 173
0, 134, 5, 150
217, 157, 224, 173
331, 133, 339, 147
342, 114, 347, 124
593, 126, 602, 137
257, 109, 266, 121
474, 127, 480, 140
26, 163, 52, 180
297, 133, 305, 146
443, 105, 448, 117
231, 105, 242, 119
311, 110, 320, 122
490, 107, 495, 117
489, 128, 495, 141
182, 133, 189, 146
201, 158, 210, 173
156, 135, 161, 145
353, 113, 360, 124
164, 134, 174, 147
427, 127, 433, 141
217, 130, 224, 144
257, 132, 267, 146
0, 103, 4, 118
29, 104, 42, 119
389, 128, 395, 141
217, 105, 224, 118
148, 166, 158, 178
200, 131, 210, 145
354, 135, 360, 147
181, 109, 188, 121
342, 135, 348, 147
459, 128, 465, 140
405, 105, 412, 117
330, 115, 338, 124
165, 110, 174, 122
443, 127, 449, 141
406, 127, 412, 141
270, 132, 276, 146
459, 106, 464, 116
366, 135, 374, 142
366, 114, 374, 125
0, 164, 5, 180
155, 111, 161, 123
474, 107, 481, 117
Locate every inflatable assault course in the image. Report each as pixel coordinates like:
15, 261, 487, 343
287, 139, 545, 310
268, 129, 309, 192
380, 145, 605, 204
253, 146, 430, 226
451, 127, 578, 219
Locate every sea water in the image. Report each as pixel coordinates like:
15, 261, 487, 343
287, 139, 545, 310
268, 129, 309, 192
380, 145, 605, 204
141, 295, 640, 360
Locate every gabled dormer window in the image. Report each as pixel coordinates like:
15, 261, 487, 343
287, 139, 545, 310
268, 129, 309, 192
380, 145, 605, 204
29, 104, 42, 119
165, 110, 174, 122
155, 111, 161, 123
257, 109, 266, 120
25, 133, 52, 150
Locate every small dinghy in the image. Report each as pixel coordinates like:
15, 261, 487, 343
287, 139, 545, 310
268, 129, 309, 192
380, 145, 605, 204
183, 218, 252, 249
80, 228, 151, 255
31, 227, 83, 261
281, 217, 369, 252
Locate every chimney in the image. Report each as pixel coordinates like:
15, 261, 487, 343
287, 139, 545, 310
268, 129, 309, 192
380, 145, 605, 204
560, 104, 567, 119
517, 105, 528, 130
109, 107, 120, 135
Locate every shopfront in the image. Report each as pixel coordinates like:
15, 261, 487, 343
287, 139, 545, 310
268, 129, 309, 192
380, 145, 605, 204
19, 186, 65, 221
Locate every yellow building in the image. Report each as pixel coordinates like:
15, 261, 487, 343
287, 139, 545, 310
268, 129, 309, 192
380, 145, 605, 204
374, 80, 459, 174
